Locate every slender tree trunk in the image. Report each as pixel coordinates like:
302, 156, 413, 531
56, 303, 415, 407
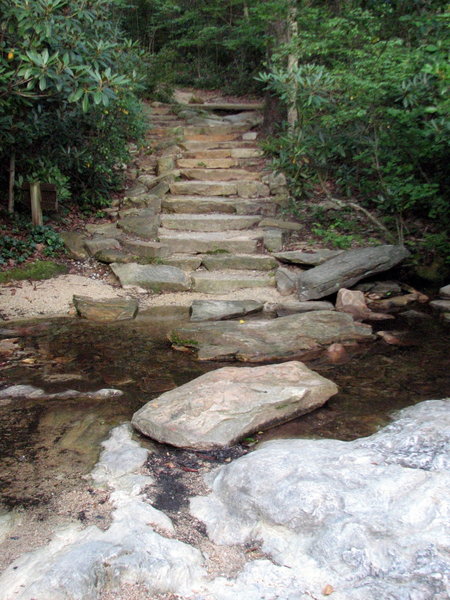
8, 152, 16, 214
287, 1, 299, 129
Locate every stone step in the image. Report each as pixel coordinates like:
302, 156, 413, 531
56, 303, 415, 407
192, 270, 276, 294
183, 124, 249, 136
160, 213, 261, 232
169, 180, 269, 198
158, 229, 261, 254
201, 254, 278, 271
179, 102, 264, 111
183, 132, 242, 142
162, 195, 279, 216
180, 168, 260, 182
182, 140, 259, 151
177, 158, 238, 169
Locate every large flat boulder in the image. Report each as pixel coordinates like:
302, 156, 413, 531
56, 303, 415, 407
111, 263, 191, 292
297, 245, 410, 300
131, 362, 338, 450
169, 311, 373, 361
190, 399, 450, 600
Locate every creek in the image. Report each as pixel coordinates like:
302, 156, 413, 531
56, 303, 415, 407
0, 309, 449, 514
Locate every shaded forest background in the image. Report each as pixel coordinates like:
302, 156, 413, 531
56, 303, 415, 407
0, 0, 449, 275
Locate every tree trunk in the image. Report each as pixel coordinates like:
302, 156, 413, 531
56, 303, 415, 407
8, 153, 16, 214
287, 1, 299, 129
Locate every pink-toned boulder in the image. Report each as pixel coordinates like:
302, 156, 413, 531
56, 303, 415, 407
132, 361, 338, 450
336, 288, 393, 321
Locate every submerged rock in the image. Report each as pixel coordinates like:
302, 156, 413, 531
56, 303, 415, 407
297, 245, 410, 301
169, 311, 373, 362
0, 385, 123, 401
191, 399, 450, 600
131, 361, 338, 450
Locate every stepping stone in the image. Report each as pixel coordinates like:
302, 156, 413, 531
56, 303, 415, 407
170, 181, 238, 196
180, 168, 260, 181
73, 296, 138, 322
160, 256, 203, 271
184, 132, 241, 142
190, 300, 264, 322
117, 209, 160, 240
230, 148, 263, 158
183, 150, 232, 159
182, 140, 259, 151
111, 263, 192, 292
95, 249, 138, 264
160, 214, 261, 232
202, 254, 278, 271
121, 239, 170, 259
158, 230, 260, 254
60, 231, 89, 259
236, 181, 270, 198
163, 195, 278, 216
192, 271, 275, 293
177, 158, 237, 169
84, 237, 121, 256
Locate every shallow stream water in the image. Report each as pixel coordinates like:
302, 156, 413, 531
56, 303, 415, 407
0, 310, 449, 512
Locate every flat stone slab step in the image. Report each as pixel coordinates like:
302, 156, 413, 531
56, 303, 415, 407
170, 180, 269, 198
183, 148, 263, 160
179, 102, 264, 111
160, 214, 261, 232
162, 195, 279, 216
158, 229, 261, 254
192, 271, 276, 294
177, 158, 238, 169
181, 140, 257, 150
180, 168, 260, 181
201, 253, 278, 271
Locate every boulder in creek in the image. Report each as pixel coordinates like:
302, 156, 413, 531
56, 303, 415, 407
73, 295, 138, 322
190, 300, 264, 322
169, 310, 373, 362
336, 288, 394, 321
297, 245, 410, 301
131, 361, 338, 450
190, 399, 450, 600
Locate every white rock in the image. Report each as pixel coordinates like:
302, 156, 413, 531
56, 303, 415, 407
191, 399, 450, 600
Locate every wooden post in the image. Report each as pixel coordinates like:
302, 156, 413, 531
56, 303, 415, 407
30, 182, 43, 226
8, 153, 16, 214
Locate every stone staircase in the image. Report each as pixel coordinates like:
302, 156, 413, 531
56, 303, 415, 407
65, 101, 302, 307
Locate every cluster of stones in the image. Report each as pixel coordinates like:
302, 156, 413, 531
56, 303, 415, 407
430, 284, 450, 322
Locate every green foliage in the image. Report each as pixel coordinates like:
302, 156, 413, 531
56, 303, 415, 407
0, 0, 146, 212
0, 222, 65, 264
259, 1, 450, 235
0, 260, 68, 282
119, 0, 284, 94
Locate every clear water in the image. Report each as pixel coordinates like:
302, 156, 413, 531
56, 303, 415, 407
0, 312, 449, 510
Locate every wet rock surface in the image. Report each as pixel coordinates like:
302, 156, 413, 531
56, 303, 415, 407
73, 295, 138, 322
131, 362, 338, 449
170, 311, 374, 361
190, 299, 263, 322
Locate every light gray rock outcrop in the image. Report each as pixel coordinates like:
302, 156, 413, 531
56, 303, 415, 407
297, 245, 410, 300
111, 263, 191, 292
191, 399, 450, 600
264, 300, 335, 316
439, 284, 450, 299
0, 425, 204, 600
190, 300, 263, 322
132, 362, 338, 449
169, 311, 373, 361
